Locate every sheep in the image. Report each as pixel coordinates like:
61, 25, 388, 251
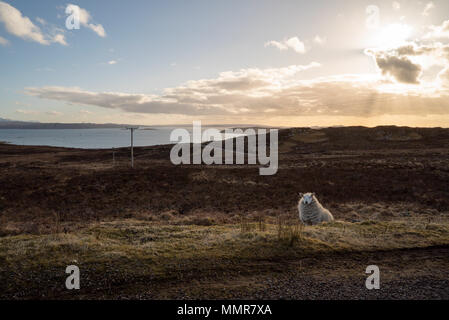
298, 192, 334, 225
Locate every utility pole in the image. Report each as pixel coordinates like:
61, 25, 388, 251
126, 127, 138, 168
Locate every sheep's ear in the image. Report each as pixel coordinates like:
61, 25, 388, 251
298, 192, 303, 197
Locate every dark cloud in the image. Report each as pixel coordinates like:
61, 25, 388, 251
365, 47, 422, 84
366, 40, 449, 86
375, 55, 422, 84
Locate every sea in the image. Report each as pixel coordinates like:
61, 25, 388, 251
0, 127, 246, 149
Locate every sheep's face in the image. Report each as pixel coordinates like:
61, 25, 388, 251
301, 192, 315, 205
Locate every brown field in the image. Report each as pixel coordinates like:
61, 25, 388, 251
1, 125, 449, 299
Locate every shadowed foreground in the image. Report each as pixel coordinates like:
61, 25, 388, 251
1, 126, 449, 299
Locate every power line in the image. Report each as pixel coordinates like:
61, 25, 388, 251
125, 127, 139, 168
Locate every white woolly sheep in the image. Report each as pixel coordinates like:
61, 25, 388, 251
298, 192, 334, 225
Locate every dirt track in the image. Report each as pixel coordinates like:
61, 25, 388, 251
139, 245, 449, 300
4, 244, 448, 299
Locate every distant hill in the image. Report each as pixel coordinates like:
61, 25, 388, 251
0, 118, 265, 129
278, 125, 449, 153
0, 118, 140, 129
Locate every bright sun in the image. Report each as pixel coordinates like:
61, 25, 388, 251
372, 23, 413, 49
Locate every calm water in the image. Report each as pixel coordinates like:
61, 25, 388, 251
0, 128, 245, 149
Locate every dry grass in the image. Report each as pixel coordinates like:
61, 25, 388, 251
3, 216, 449, 270
2, 215, 449, 299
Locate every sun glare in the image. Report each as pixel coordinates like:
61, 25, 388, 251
371, 23, 413, 49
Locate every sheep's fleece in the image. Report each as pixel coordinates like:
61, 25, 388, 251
298, 193, 334, 225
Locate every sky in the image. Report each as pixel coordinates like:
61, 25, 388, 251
1, 0, 449, 127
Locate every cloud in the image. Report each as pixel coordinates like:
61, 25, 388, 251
313, 35, 326, 45
0, 1, 49, 44
285, 37, 306, 53
25, 86, 207, 115
15, 109, 62, 116
15, 101, 31, 107
422, 2, 435, 16
108, 60, 117, 65
366, 39, 449, 86
23, 75, 449, 118
265, 36, 306, 54
52, 33, 67, 46
377, 56, 421, 84
24, 63, 322, 115
0, 34, 8, 45
45, 111, 63, 116
23, 59, 449, 119
15, 109, 39, 115
438, 67, 449, 87
66, 4, 106, 37
425, 20, 449, 39
0, 1, 66, 46
393, 42, 449, 63
367, 50, 422, 84
45, 111, 59, 116
265, 40, 287, 51
36, 17, 46, 25
392, 2, 401, 11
